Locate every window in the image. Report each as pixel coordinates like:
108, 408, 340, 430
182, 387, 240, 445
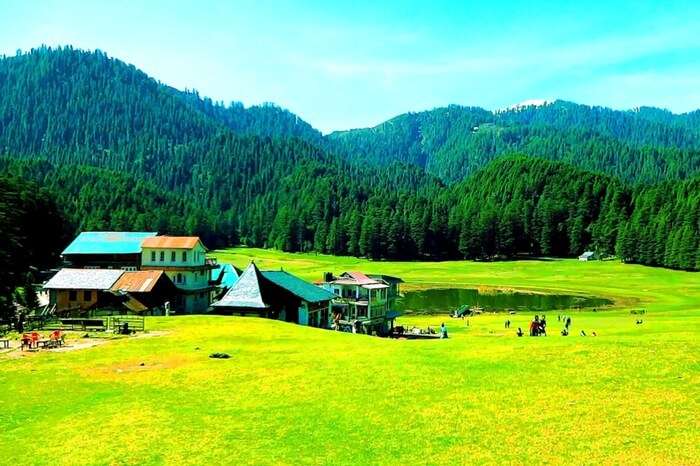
68, 290, 77, 301
151, 251, 156, 262
182, 251, 187, 262
357, 306, 367, 318
171, 251, 176, 262
176, 273, 182, 284
84, 290, 92, 301
160, 251, 165, 262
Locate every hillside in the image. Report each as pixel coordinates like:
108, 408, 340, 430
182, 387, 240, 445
327, 101, 700, 184
0, 46, 698, 270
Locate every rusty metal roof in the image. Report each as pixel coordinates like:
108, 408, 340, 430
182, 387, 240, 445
111, 270, 167, 293
141, 236, 202, 249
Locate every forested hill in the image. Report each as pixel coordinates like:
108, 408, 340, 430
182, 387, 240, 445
0, 46, 322, 158
327, 102, 700, 184
0, 46, 698, 271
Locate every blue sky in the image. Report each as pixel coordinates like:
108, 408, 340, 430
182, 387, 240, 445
2, 0, 700, 132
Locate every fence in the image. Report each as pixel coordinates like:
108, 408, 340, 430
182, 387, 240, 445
30, 315, 145, 332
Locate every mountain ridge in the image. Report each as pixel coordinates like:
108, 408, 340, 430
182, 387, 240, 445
0, 45, 698, 270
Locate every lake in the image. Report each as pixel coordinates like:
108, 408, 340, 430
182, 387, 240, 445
395, 288, 613, 314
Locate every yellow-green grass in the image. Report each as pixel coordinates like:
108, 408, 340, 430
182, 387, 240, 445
0, 248, 698, 465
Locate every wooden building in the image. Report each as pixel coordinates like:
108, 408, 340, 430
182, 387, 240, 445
210, 262, 336, 327
43, 268, 125, 313
110, 270, 178, 314
320, 271, 402, 334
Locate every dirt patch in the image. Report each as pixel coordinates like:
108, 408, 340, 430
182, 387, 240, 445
0, 331, 169, 359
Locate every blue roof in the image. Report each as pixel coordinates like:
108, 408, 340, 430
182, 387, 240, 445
262, 270, 336, 303
62, 232, 157, 255
210, 263, 240, 288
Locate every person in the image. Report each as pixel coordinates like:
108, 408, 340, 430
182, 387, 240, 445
558, 315, 561, 322
440, 322, 448, 339
565, 316, 572, 329
333, 311, 341, 330
504, 320, 510, 329
561, 327, 569, 336
540, 315, 547, 336
591, 331, 597, 337
516, 327, 524, 337
580, 330, 587, 336
530, 315, 540, 336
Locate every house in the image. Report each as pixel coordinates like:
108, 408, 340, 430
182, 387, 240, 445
140, 236, 217, 313
110, 270, 178, 315
43, 268, 125, 312
319, 271, 402, 335
210, 262, 336, 328
579, 251, 597, 261
61, 231, 157, 270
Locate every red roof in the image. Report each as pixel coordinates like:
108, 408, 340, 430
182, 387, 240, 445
345, 271, 375, 284
142, 236, 202, 249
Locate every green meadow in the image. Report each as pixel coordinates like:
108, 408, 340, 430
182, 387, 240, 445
1, 248, 699, 465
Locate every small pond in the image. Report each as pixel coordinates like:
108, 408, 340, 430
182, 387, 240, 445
395, 288, 613, 314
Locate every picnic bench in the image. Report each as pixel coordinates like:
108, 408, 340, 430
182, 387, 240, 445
0, 339, 10, 349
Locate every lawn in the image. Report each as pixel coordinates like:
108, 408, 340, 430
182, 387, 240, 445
1, 248, 698, 465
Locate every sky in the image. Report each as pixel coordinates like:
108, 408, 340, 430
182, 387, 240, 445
2, 0, 700, 133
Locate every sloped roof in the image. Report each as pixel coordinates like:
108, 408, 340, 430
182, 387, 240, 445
62, 232, 157, 255
211, 263, 240, 288
211, 263, 267, 308
141, 236, 203, 249
44, 268, 124, 290
262, 271, 336, 303
344, 271, 375, 284
111, 270, 167, 293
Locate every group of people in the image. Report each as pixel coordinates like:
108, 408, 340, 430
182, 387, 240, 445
529, 315, 547, 336
20, 330, 64, 350
510, 314, 590, 337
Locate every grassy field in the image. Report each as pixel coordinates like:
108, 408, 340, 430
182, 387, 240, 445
1, 248, 699, 465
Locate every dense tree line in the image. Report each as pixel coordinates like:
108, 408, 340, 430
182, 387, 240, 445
0, 46, 697, 272
0, 175, 67, 321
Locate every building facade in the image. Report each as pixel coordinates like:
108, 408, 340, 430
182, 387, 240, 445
140, 236, 216, 313
211, 262, 336, 327
44, 268, 125, 312
319, 271, 402, 335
